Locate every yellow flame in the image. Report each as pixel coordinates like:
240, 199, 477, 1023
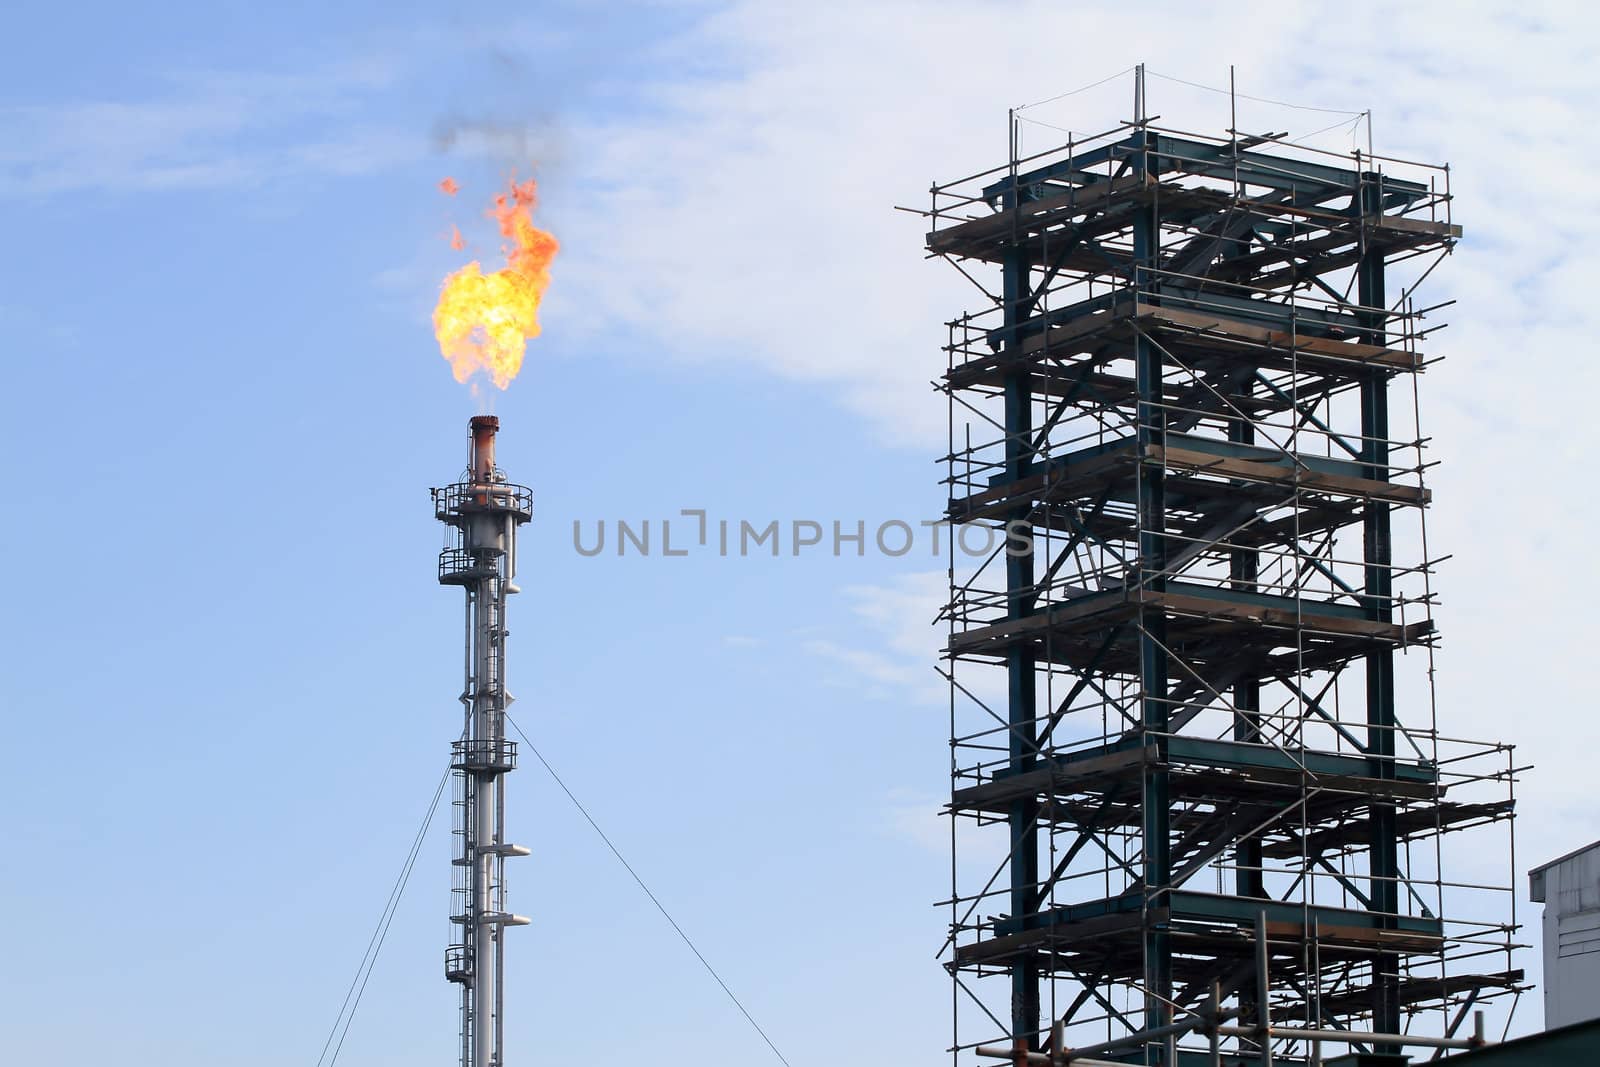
432, 177, 558, 390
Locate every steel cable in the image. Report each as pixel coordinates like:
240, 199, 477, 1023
316, 763, 452, 1067
506, 714, 793, 1067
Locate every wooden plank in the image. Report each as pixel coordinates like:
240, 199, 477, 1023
1264, 918, 1439, 953
1016, 301, 1135, 357
946, 591, 1137, 654
1154, 184, 1359, 230
948, 582, 1431, 657
1376, 214, 1462, 239
950, 745, 1156, 811
950, 434, 1428, 526
1151, 588, 1430, 643
1152, 184, 1461, 245
1312, 970, 1519, 1018
955, 907, 1153, 964
926, 175, 1150, 255
946, 299, 1134, 387
929, 180, 1455, 276
948, 445, 1134, 520
947, 297, 1419, 397
1139, 302, 1420, 370
1151, 443, 1431, 506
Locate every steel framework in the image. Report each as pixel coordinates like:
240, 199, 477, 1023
434, 416, 533, 1067
926, 73, 1523, 1066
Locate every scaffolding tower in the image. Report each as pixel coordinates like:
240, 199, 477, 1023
927, 75, 1522, 1066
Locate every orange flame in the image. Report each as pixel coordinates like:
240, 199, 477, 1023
432, 177, 558, 391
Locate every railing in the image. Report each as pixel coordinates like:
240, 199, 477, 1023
433, 480, 533, 522
437, 547, 499, 584
923, 118, 1454, 249
943, 560, 1435, 635
444, 944, 472, 983
452, 737, 518, 773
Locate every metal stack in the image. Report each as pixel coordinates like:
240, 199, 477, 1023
927, 72, 1521, 1065
434, 415, 533, 1067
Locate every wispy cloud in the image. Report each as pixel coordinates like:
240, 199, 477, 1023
552, 1, 1600, 873
548, 0, 1600, 465
804, 572, 946, 703
0, 56, 421, 195
880, 786, 1008, 867
880, 787, 948, 857
9, 0, 1595, 890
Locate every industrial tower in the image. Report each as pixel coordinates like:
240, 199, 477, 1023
928, 79, 1521, 1065
434, 416, 533, 1067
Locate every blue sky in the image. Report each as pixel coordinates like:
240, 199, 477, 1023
3, 2, 1598, 1064
0, 6, 948, 1064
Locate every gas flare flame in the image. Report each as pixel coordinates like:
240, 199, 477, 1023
432, 177, 558, 391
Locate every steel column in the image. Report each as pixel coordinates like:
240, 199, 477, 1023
1001, 139, 1041, 1050
1131, 130, 1173, 1061
1357, 173, 1401, 1046
435, 418, 533, 1067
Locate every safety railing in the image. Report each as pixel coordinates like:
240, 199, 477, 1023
437, 547, 498, 584
451, 737, 518, 774
444, 944, 472, 984
433, 480, 533, 522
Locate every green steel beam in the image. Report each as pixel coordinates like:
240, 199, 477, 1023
994, 888, 1442, 939
981, 132, 1431, 204
1132, 129, 1175, 1062
1357, 170, 1403, 1047
1000, 128, 1042, 1051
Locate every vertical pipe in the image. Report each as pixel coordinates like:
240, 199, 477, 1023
494, 774, 507, 1067
450, 414, 518, 1067
471, 415, 499, 483
461, 589, 475, 1067
471, 565, 502, 1067
473, 589, 494, 1067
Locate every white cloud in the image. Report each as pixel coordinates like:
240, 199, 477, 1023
804, 571, 946, 702
881, 787, 949, 855
556, 0, 1600, 866
552, 2, 1317, 442
16, 1, 1596, 1029
572, 10, 1600, 1029
0, 55, 421, 195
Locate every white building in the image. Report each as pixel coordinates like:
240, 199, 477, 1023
1530, 840, 1600, 1030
